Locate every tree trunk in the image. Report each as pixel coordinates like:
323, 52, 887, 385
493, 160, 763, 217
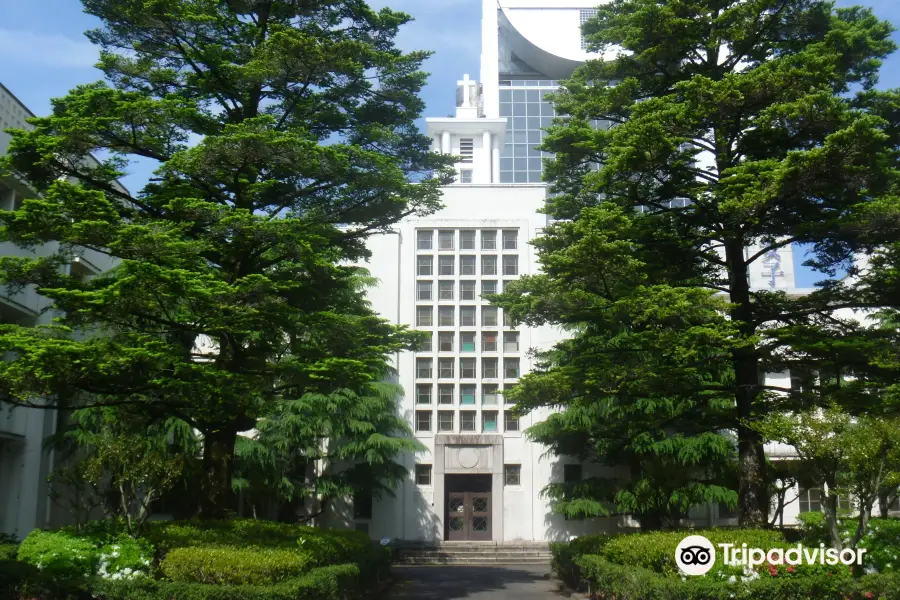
878, 489, 889, 519
726, 241, 768, 527
198, 424, 239, 518
823, 490, 843, 551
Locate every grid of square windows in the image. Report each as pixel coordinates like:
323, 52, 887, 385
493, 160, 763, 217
413, 228, 524, 435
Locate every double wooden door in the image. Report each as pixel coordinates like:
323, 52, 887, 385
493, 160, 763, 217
446, 491, 492, 541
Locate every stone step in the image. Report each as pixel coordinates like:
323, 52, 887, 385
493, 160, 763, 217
399, 551, 551, 558
396, 556, 552, 565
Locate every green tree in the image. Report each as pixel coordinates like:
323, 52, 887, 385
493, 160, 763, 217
0, 0, 452, 517
233, 381, 422, 522
496, 0, 900, 525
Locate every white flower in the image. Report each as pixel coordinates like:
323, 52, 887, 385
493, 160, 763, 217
728, 575, 737, 583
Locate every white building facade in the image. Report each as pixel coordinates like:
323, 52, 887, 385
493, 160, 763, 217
342, 0, 823, 543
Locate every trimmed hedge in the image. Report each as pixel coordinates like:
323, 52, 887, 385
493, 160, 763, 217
92, 563, 361, 600
551, 534, 621, 589
160, 546, 313, 585
799, 513, 900, 573
576, 554, 900, 600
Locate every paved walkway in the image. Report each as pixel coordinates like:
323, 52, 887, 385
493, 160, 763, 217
387, 565, 565, 599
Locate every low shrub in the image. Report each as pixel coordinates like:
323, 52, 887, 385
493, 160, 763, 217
160, 546, 313, 585
0, 544, 17, 562
93, 563, 361, 600
551, 533, 620, 589
576, 554, 900, 600
798, 513, 900, 574
16, 530, 98, 584
96, 535, 154, 581
0, 559, 39, 600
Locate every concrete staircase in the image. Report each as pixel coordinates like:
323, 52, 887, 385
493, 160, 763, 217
394, 541, 552, 565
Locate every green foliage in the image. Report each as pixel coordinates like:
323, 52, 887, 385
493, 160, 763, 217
0, 559, 40, 600
495, 0, 900, 525
551, 534, 621, 589
16, 530, 98, 584
0, 544, 17, 562
0, 0, 454, 517
96, 535, 154, 581
799, 514, 900, 573
575, 555, 899, 600
160, 547, 311, 585
92, 563, 361, 600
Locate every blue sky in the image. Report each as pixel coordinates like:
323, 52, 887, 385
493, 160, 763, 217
1, 0, 899, 286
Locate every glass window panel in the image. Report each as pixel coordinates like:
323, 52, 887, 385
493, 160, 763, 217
461, 332, 476, 352
416, 411, 432, 432
526, 102, 540, 116
438, 411, 454, 432
513, 145, 527, 157
460, 384, 476, 404
500, 158, 513, 170
504, 332, 520, 352
503, 256, 519, 276
504, 358, 520, 379
439, 332, 454, 352
528, 117, 541, 129
505, 413, 520, 432
513, 104, 526, 116
482, 332, 498, 352
513, 117, 527, 130
438, 306, 454, 326
416, 384, 432, 404
504, 465, 521, 486
438, 230, 454, 250
417, 280, 433, 300
502, 230, 518, 250
526, 90, 540, 101
503, 383, 517, 403
482, 358, 498, 379
460, 359, 476, 379
483, 411, 498, 432
416, 306, 432, 327
439, 256, 455, 276
528, 157, 542, 172
461, 412, 476, 432
512, 90, 526, 102
417, 230, 433, 250
416, 464, 432, 485
438, 358, 454, 379
482, 384, 499, 405
514, 158, 527, 171
460, 306, 476, 326
482, 307, 498, 327
481, 230, 497, 250
438, 384, 454, 404
438, 280, 454, 300
419, 332, 432, 351
417, 256, 433, 275
416, 358, 432, 378
481, 280, 498, 297
500, 172, 514, 183
460, 255, 476, 275
460, 230, 476, 250
482, 256, 497, 276
460, 281, 476, 300
527, 171, 542, 183
528, 130, 541, 144
499, 90, 512, 102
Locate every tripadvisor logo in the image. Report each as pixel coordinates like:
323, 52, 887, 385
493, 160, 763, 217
675, 535, 867, 576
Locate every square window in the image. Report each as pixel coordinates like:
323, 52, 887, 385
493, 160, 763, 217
438, 332, 454, 352
461, 306, 476, 327
482, 307, 498, 327
416, 306, 432, 327
461, 411, 476, 432
482, 358, 499, 379
503, 255, 519, 276
505, 464, 521, 486
416, 411, 432, 432
483, 411, 498, 432
461, 332, 476, 352
353, 492, 373, 519
460, 170, 473, 184
460, 256, 476, 275
417, 256, 433, 276
438, 384, 454, 404
482, 230, 497, 250
438, 281, 455, 300
482, 332, 498, 352
504, 358, 520, 379
504, 332, 520, 352
460, 358, 476, 379
419, 332, 432, 351
417, 281, 433, 301
438, 358, 454, 379
417, 230, 433, 250
482, 256, 497, 276
416, 464, 432, 485
503, 384, 517, 403
438, 411, 455, 432
438, 230, 455, 250
505, 412, 520, 432
439, 306, 455, 326
416, 384, 432, 404
439, 256, 455, 276
502, 230, 518, 250
460, 384, 476, 404
504, 312, 517, 328
481, 280, 498, 297
460, 230, 476, 250
460, 281, 476, 300
416, 358, 433, 378
482, 384, 499, 405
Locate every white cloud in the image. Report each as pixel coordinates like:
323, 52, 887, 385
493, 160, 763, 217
0, 29, 98, 69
